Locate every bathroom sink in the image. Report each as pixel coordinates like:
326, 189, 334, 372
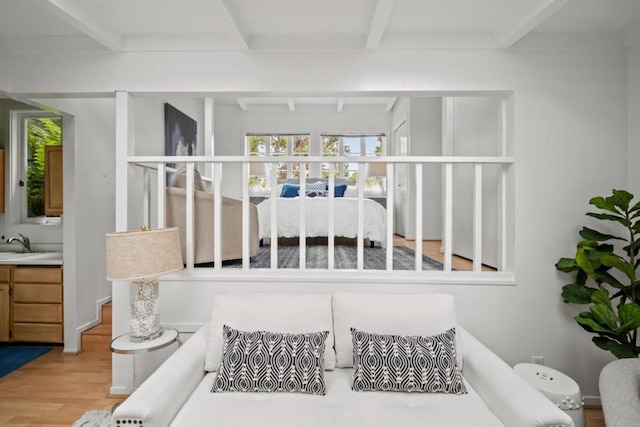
0, 251, 61, 263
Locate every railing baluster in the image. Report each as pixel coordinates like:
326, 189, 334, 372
473, 164, 483, 272
357, 162, 365, 271
414, 163, 423, 272
328, 166, 335, 271
242, 161, 250, 270
444, 163, 453, 272
142, 168, 150, 228
386, 163, 394, 271
157, 164, 165, 228
185, 162, 195, 269
299, 171, 306, 270
270, 163, 278, 270
213, 162, 222, 271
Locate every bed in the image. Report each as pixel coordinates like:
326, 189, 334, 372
256, 196, 387, 247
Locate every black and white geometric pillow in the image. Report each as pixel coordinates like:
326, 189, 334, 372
212, 325, 329, 395
351, 327, 467, 395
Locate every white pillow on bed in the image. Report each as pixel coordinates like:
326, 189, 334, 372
344, 185, 357, 198
332, 292, 463, 369
204, 293, 336, 372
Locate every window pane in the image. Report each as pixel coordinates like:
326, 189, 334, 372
26, 118, 62, 218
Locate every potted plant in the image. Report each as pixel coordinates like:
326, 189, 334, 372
556, 189, 640, 358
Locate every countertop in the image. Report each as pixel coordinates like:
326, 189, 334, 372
0, 251, 63, 265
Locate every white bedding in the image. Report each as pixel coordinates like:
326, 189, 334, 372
256, 197, 387, 246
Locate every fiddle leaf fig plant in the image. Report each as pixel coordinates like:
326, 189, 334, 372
556, 189, 640, 359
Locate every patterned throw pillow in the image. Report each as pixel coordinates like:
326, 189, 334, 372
351, 327, 467, 395
301, 182, 328, 198
212, 325, 329, 395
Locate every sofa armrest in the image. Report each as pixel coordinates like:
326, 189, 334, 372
461, 329, 574, 427
112, 324, 209, 427
599, 358, 640, 427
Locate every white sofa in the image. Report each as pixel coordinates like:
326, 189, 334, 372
112, 293, 573, 427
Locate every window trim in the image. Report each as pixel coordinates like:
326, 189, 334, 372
10, 110, 62, 225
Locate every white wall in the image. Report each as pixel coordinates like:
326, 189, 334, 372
390, 97, 442, 240
629, 43, 640, 196
0, 38, 7, 91
450, 97, 501, 267
31, 97, 116, 352
5, 47, 629, 399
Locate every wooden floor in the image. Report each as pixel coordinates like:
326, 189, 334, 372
393, 236, 496, 271
0, 297, 606, 427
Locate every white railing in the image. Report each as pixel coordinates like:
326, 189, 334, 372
130, 155, 514, 276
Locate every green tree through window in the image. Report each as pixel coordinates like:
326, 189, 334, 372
26, 118, 62, 217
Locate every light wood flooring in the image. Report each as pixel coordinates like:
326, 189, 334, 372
0, 291, 605, 426
393, 236, 496, 271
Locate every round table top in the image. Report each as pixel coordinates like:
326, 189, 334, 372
110, 327, 179, 354
514, 362, 580, 396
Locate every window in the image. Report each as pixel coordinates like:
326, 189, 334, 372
246, 134, 310, 188
321, 134, 385, 188
11, 111, 62, 223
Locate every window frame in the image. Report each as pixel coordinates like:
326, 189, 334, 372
10, 110, 63, 225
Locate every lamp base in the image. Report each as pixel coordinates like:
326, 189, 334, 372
129, 278, 161, 342
127, 327, 164, 343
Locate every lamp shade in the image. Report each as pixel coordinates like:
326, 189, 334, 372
249, 161, 267, 177
366, 162, 387, 177
106, 227, 183, 281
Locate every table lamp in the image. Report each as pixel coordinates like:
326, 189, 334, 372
106, 226, 183, 342
249, 161, 267, 195
366, 162, 387, 195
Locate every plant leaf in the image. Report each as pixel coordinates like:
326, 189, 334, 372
579, 227, 624, 242
594, 270, 625, 289
618, 303, 640, 334
610, 189, 634, 211
601, 254, 636, 281
591, 287, 612, 307
590, 304, 618, 331
556, 257, 579, 272
592, 336, 636, 359
629, 200, 640, 214
575, 314, 610, 333
562, 284, 596, 304
590, 196, 620, 214
586, 212, 630, 227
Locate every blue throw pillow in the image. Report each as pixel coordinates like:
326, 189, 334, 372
280, 183, 300, 198
334, 184, 347, 197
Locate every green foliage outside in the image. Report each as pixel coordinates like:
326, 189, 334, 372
27, 118, 62, 217
556, 189, 640, 358
247, 134, 384, 188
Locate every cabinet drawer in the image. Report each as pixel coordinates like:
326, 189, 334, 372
13, 303, 62, 323
14, 267, 62, 284
13, 284, 62, 303
13, 323, 63, 343
0, 267, 10, 283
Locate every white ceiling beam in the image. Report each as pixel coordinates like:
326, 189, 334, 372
40, 0, 124, 51
236, 99, 248, 112
494, 0, 570, 49
337, 98, 344, 113
365, 0, 396, 50
385, 98, 397, 112
219, 0, 250, 51
287, 98, 295, 112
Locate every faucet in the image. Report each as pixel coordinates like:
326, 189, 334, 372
7, 234, 31, 253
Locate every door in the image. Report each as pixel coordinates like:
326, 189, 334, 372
393, 121, 408, 237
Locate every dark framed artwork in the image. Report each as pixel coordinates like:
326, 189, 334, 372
164, 103, 197, 169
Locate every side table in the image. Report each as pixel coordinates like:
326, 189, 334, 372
111, 327, 182, 390
514, 362, 585, 427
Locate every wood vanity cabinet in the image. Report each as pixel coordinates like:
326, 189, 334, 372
11, 266, 63, 343
0, 267, 10, 342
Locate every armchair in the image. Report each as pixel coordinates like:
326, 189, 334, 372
165, 187, 259, 264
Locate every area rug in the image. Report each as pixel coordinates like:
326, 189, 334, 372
72, 410, 111, 427
224, 245, 445, 270
0, 346, 51, 378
